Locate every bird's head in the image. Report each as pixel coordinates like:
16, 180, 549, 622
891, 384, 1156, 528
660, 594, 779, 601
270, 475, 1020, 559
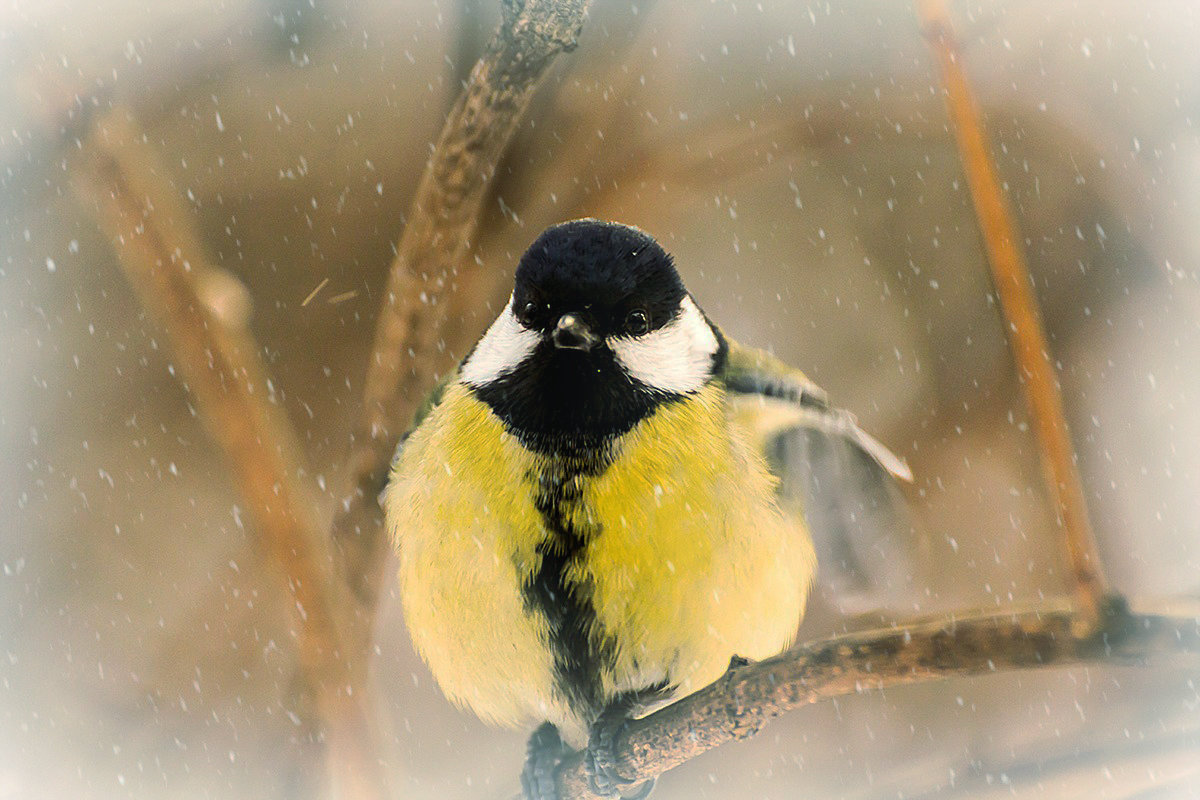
462, 219, 726, 450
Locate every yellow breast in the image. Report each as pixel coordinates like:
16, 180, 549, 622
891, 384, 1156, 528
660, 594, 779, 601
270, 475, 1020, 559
385, 381, 815, 742
581, 386, 814, 701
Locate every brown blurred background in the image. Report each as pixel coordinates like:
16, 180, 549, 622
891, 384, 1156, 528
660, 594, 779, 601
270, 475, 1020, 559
3, 0, 1200, 797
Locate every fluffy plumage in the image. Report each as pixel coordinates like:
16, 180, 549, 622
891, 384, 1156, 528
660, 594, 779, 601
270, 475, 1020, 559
384, 219, 907, 754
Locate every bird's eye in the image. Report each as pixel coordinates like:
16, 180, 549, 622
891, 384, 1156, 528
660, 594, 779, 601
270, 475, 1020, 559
516, 300, 539, 327
625, 308, 650, 335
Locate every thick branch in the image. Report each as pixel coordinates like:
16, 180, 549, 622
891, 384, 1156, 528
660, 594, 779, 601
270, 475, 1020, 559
915, 0, 1108, 628
333, 0, 591, 616
543, 597, 1200, 799
71, 110, 387, 800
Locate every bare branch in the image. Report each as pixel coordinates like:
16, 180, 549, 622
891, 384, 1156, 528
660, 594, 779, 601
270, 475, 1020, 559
333, 0, 592, 620
915, 0, 1108, 629
70, 109, 388, 800
540, 597, 1200, 799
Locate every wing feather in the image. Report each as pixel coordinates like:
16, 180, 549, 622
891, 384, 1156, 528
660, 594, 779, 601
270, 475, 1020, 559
720, 338, 917, 614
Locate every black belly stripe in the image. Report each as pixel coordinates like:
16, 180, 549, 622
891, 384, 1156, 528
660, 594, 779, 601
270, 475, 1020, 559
522, 458, 616, 719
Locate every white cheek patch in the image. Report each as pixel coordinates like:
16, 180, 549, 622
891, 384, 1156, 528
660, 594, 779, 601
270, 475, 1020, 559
610, 296, 719, 394
460, 296, 540, 387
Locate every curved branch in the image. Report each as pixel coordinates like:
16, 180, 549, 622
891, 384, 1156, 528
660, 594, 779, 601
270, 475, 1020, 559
333, 0, 591, 618
540, 597, 1200, 799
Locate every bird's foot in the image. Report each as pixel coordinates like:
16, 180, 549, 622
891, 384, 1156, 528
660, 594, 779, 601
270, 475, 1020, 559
727, 654, 752, 671
586, 696, 657, 799
521, 723, 568, 800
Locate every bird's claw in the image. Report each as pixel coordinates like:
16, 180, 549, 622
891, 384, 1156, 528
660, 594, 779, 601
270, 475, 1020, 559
727, 653, 751, 671
522, 723, 568, 800
586, 704, 656, 799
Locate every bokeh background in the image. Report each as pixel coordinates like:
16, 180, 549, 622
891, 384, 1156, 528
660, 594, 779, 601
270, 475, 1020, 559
4, 0, 1200, 797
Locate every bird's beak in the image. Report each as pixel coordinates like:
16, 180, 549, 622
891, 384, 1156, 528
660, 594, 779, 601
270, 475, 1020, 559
552, 313, 598, 351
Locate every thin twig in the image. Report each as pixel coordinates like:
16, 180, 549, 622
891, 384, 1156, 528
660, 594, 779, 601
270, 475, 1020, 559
333, 0, 591, 622
540, 597, 1199, 799
71, 109, 387, 800
915, 0, 1108, 629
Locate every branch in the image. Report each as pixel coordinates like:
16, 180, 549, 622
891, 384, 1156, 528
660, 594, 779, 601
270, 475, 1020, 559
915, 0, 1108, 629
333, 0, 591, 620
70, 110, 387, 800
540, 597, 1200, 799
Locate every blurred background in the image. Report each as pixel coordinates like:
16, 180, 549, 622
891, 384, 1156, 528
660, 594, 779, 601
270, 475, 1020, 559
3, 0, 1200, 797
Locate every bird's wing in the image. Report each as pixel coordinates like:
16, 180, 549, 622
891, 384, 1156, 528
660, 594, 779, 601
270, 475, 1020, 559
719, 338, 917, 615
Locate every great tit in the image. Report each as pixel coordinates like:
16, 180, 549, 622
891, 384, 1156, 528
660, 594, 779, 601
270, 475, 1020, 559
383, 219, 911, 799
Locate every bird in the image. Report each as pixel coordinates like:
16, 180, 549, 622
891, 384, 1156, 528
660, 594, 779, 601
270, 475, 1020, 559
382, 218, 912, 799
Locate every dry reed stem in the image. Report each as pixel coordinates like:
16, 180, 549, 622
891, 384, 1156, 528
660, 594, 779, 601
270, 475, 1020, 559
915, 0, 1107, 629
71, 110, 387, 800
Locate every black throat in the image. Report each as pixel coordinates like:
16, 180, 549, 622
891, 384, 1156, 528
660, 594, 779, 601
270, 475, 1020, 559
469, 341, 681, 455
